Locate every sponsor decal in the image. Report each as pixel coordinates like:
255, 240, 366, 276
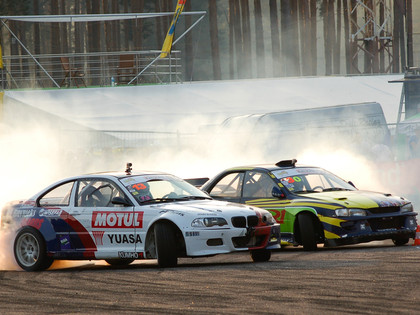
120, 177, 136, 185
13, 209, 36, 218
60, 236, 71, 250
132, 183, 147, 191
281, 176, 302, 184
378, 200, 401, 207
185, 231, 200, 237
158, 210, 185, 216
269, 209, 287, 224
108, 233, 142, 244
92, 211, 143, 228
92, 231, 105, 246
21, 218, 44, 229
118, 251, 143, 259
273, 168, 322, 178
40, 208, 63, 217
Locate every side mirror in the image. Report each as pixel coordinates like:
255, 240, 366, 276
111, 196, 132, 207
272, 186, 285, 199
348, 181, 356, 188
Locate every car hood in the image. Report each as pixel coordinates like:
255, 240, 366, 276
151, 199, 263, 216
294, 190, 410, 209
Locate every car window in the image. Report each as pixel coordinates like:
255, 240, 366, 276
208, 172, 244, 198
76, 179, 125, 207
121, 175, 210, 204
39, 181, 75, 207
278, 171, 355, 193
243, 171, 276, 198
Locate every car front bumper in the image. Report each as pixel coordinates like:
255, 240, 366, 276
324, 213, 418, 247
184, 224, 280, 256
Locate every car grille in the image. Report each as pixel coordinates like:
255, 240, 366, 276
231, 215, 259, 228
369, 216, 406, 231
368, 206, 400, 214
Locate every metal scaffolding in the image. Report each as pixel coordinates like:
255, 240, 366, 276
350, 0, 395, 74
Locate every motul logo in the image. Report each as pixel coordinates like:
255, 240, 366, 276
92, 211, 143, 229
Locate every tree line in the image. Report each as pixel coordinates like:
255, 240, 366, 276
0, 0, 414, 82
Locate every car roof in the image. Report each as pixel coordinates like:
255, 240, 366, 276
223, 159, 318, 173
56, 170, 171, 183
86, 170, 170, 179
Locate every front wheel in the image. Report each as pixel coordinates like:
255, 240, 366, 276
154, 221, 178, 268
392, 237, 409, 246
14, 227, 54, 271
250, 248, 271, 262
298, 213, 318, 251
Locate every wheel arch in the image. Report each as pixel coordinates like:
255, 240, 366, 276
17, 218, 61, 253
145, 219, 186, 259
14, 224, 56, 253
13, 225, 54, 271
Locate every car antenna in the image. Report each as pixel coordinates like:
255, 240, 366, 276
126, 162, 133, 175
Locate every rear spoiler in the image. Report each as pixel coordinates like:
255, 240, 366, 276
184, 177, 209, 188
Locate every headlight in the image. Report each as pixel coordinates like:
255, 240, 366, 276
335, 208, 367, 216
401, 203, 413, 213
191, 217, 228, 227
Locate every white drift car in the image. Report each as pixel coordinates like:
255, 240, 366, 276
1, 164, 280, 271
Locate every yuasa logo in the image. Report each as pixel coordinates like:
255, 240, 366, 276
92, 211, 143, 229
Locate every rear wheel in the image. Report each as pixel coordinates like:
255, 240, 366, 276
298, 213, 318, 251
392, 237, 409, 246
105, 259, 135, 266
154, 221, 178, 268
14, 227, 54, 271
250, 248, 271, 262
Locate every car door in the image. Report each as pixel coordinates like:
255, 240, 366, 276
206, 171, 244, 203
37, 180, 77, 253
71, 178, 136, 259
240, 171, 290, 226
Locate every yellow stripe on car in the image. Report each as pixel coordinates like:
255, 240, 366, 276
324, 230, 341, 239
319, 215, 346, 227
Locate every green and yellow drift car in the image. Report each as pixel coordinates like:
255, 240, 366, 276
202, 159, 418, 250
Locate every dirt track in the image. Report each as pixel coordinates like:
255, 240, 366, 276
0, 241, 419, 314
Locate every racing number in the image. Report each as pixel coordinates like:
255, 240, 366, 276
283, 176, 302, 183
132, 183, 147, 190
270, 209, 286, 224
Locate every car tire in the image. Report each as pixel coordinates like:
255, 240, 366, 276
154, 221, 178, 268
250, 248, 271, 262
105, 259, 135, 266
14, 227, 54, 271
298, 213, 318, 251
392, 237, 409, 246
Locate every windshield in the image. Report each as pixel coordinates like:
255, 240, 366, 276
272, 167, 356, 193
120, 174, 210, 205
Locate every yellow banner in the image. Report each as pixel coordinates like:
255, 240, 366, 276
160, 0, 186, 58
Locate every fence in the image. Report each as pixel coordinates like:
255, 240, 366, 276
0, 50, 182, 89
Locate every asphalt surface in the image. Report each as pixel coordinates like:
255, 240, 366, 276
0, 241, 419, 315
